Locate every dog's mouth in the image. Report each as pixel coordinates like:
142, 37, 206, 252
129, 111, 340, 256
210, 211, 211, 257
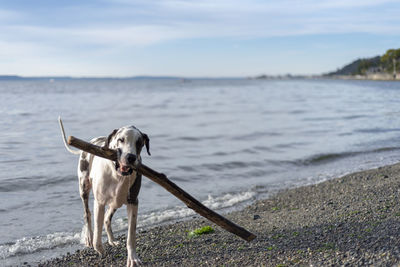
115, 161, 134, 176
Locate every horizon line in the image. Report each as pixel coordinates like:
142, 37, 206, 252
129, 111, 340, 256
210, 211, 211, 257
0, 73, 320, 80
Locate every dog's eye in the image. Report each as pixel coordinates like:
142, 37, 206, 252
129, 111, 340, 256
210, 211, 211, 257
118, 138, 125, 143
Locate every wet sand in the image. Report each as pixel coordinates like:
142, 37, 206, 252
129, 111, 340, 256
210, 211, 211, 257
39, 163, 400, 266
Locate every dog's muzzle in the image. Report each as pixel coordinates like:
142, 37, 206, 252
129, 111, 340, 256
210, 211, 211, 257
115, 149, 137, 176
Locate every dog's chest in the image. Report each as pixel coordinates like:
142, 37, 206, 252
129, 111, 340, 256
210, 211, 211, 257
91, 159, 137, 207
111, 176, 136, 206
96, 174, 136, 207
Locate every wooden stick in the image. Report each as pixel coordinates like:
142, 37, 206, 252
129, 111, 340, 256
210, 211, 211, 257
67, 136, 256, 242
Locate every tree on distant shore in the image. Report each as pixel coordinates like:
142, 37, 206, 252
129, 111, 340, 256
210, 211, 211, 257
380, 49, 400, 73
357, 57, 381, 75
328, 48, 400, 76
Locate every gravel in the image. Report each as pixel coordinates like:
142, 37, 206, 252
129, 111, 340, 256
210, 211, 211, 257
38, 163, 400, 266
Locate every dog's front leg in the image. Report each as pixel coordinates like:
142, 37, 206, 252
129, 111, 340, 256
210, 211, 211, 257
93, 201, 105, 255
105, 207, 119, 246
126, 201, 142, 266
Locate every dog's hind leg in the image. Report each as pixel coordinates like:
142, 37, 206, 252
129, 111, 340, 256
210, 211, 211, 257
105, 207, 119, 246
80, 188, 93, 247
93, 201, 105, 255
78, 153, 93, 248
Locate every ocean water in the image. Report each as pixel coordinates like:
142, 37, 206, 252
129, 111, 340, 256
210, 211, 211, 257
1, 78, 400, 265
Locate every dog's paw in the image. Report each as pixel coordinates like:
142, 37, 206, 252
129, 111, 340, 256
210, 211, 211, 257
85, 235, 93, 248
108, 240, 120, 246
127, 252, 142, 267
94, 243, 105, 255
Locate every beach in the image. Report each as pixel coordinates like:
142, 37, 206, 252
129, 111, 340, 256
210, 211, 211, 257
38, 162, 400, 266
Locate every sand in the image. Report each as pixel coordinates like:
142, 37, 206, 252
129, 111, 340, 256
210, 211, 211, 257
38, 163, 400, 266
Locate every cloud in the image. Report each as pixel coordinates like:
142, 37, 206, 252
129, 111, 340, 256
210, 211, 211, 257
4, 25, 181, 47
89, 0, 400, 40
0, 8, 22, 21
2, 0, 400, 48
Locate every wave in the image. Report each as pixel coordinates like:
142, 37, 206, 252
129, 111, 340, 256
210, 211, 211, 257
138, 190, 256, 226
232, 131, 280, 141
0, 175, 75, 192
176, 146, 400, 173
201, 161, 264, 171
298, 146, 400, 166
355, 127, 400, 134
176, 135, 224, 142
0, 232, 81, 259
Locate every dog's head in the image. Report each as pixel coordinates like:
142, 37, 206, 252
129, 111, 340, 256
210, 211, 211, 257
105, 126, 150, 176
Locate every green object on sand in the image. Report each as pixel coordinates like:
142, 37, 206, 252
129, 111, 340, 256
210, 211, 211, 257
188, 226, 215, 238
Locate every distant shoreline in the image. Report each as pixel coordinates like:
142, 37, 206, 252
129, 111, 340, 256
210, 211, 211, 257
0, 75, 245, 81
328, 73, 400, 81
2, 74, 399, 82
253, 73, 400, 81
39, 162, 400, 266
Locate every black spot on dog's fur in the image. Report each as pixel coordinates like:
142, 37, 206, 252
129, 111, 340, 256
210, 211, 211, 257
127, 174, 142, 204
105, 129, 119, 148
135, 138, 144, 156
80, 160, 89, 172
142, 133, 151, 155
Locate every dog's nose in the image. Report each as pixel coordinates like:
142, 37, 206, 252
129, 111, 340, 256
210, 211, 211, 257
126, 153, 137, 165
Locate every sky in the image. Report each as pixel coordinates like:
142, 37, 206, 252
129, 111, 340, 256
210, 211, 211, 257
0, 0, 400, 77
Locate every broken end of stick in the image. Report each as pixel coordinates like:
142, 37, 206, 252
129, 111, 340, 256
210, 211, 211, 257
67, 135, 74, 145
247, 233, 257, 242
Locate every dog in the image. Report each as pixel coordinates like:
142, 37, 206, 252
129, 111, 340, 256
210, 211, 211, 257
58, 117, 150, 266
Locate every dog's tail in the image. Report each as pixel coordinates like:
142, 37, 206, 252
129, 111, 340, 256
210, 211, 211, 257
58, 116, 81, 155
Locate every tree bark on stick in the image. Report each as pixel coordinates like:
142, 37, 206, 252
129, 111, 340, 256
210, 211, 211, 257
67, 136, 256, 242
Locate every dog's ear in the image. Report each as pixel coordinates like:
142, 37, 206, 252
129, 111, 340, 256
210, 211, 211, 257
142, 133, 151, 156
104, 129, 118, 148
